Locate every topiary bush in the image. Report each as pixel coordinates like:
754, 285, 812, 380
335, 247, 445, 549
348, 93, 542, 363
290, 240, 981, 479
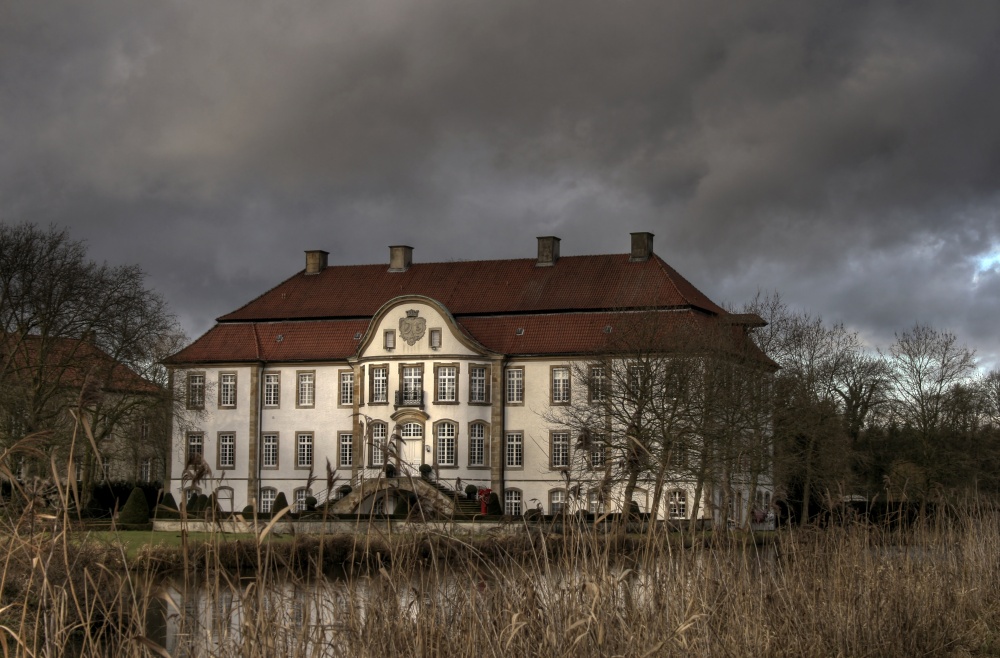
419, 464, 433, 480
272, 492, 289, 514
487, 493, 502, 515
118, 487, 150, 525
241, 504, 255, 518
161, 492, 178, 510
305, 496, 317, 512
465, 484, 479, 500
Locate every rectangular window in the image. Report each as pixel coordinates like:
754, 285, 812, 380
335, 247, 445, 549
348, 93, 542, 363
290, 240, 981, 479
262, 434, 278, 468
590, 433, 606, 469
469, 365, 489, 403
436, 365, 457, 403
469, 423, 486, 467
401, 366, 422, 405
589, 366, 606, 403
370, 366, 388, 403
429, 328, 442, 349
264, 372, 280, 407
218, 432, 235, 469
140, 458, 151, 483
187, 433, 204, 460
551, 366, 570, 404
437, 423, 456, 467
506, 368, 524, 404
339, 433, 353, 468
219, 372, 237, 408
187, 373, 205, 409
339, 370, 354, 407
551, 431, 569, 469
506, 432, 523, 468
669, 490, 687, 519
296, 433, 313, 468
370, 424, 386, 467
101, 456, 111, 481
628, 365, 644, 400
384, 330, 396, 350
297, 371, 315, 408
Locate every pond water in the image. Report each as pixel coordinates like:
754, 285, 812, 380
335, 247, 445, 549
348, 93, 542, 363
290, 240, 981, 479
147, 544, 779, 656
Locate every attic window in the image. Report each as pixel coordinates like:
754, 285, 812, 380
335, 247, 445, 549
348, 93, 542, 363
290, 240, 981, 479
276, 335, 284, 343
603, 325, 613, 334
515, 328, 525, 336
353, 332, 362, 340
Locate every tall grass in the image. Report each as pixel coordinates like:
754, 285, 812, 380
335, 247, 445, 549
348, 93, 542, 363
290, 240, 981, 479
3, 440, 1000, 656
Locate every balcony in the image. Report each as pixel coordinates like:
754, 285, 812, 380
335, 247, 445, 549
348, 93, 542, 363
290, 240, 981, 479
395, 389, 425, 410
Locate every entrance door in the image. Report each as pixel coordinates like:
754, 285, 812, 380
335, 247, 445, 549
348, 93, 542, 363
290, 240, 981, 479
398, 422, 425, 475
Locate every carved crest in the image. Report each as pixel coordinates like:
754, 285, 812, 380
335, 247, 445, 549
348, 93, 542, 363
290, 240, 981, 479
399, 309, 426, 346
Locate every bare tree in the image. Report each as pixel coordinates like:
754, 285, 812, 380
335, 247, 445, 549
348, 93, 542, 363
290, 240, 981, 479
0, 223, 182, 500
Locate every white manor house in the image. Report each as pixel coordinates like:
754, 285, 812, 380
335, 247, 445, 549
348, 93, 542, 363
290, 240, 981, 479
165, 233, 775, 523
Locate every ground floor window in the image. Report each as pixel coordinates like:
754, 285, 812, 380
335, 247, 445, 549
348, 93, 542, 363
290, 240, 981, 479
504, 489, 522, 516
588, 490, 605, 515
668, 490, 687, 519
260, 488, 277, 514
550, 489, 566, 515
294, 488, 312, 513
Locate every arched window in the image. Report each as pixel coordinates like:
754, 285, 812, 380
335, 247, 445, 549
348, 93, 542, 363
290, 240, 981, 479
468, 422, 488, 467
401, 422, 423, 439
436, 421, 457, 467
668, 490, 687, 519
549, 489, 567, 515
504, 489, 522, 516
370, 423, 387, 466
294, 487, 313, 513
588, 489, 605, 515
215, 486, 234, 514
259, 487, 277, 514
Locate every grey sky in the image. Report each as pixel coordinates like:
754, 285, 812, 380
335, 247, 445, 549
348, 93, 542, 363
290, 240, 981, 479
2, 1, 999, 365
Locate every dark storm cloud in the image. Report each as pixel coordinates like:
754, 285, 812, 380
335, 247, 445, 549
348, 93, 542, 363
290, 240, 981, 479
1, 0, 999, 363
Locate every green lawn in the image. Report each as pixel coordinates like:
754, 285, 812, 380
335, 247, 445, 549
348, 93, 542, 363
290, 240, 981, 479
82, 530, 294, 558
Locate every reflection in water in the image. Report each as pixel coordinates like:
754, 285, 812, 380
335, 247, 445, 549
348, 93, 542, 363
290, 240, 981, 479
150, 545, 778, 656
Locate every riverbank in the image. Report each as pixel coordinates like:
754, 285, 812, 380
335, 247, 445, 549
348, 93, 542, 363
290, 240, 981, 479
3, 512, 1000, 656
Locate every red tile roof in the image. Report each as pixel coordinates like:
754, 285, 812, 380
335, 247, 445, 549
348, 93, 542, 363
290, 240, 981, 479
168, 250, 774, 366
217, 253, 725, 322
2, 334, 161, 394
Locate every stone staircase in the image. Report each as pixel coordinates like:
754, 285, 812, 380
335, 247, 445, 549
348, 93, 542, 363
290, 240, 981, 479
426, 480, 482, 518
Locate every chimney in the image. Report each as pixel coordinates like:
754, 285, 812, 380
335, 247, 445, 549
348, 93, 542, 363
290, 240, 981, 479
629, 232, 654, 262
304, 250, 329, 274
536, 236, 561, 267
389, 245, 413, 272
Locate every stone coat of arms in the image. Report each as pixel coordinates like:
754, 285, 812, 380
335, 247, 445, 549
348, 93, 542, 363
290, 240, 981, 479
399, 309, 426, 346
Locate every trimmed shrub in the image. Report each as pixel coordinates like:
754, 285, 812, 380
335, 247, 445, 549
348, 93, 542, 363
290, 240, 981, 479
419, 464, 433, 480
241, 504, 255, 518
161, 492, 178, 510
465, 484, 479, 500
305, 496, 317, 512
487, 493, 502, 516
337, 484, 352, 498
385, 463, 397, 478
119, 487, 150, 524
272, 492, 289, 514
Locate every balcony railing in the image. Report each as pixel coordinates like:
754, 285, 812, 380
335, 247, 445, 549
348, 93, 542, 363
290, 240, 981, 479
395, 389, 425, 409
